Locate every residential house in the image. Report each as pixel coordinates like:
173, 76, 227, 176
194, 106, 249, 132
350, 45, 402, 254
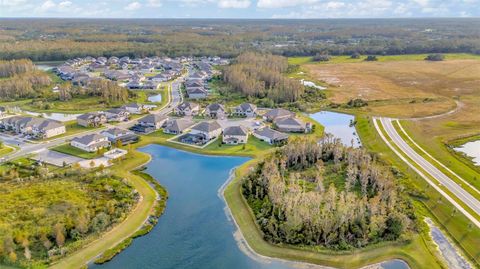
274, 117, 311, 133
174, 102, 200, 116
122, 103, 146, 114
163, 118, 194, 134
205, 103, 226, 119
71, 134, 111, 152
101, 128, 139, 145
0, 116, 66, 139
190, 121, 222, 141
138, 114, 168, 129
104, 108, 130, 122
263, 108, 295, 122
223, 126, 248, 145
253, 127, 289, 145
186, 88, 208, 99
233, 103, 257, 118
77, 112, 107, 127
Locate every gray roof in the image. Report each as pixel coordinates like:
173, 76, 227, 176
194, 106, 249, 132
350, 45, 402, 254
187, 88, 207, 95
140, 114, 167, 124
176, 102, 199, 111
274, 117, 306, 128
223, 126, 247, 136
77, 112, 105, 120
123, 103, 143, 109
237, 103, 257, 112
102, 128, 132, 136
192, 121, 222, 133
264, 108, 294, 120
106, 108, 128, 114
37, 119, 64, 131
72, 133, 107, 145
206, 103, 225, 112
254, 127, 289, 140
164, 118, 194, 132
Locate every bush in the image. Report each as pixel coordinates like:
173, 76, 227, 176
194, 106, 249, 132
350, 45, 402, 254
365, 55, 378, 61
425, 54, 445, 61
351, 52, 361, 59
346, 98, 368, 108
312, 53, 331, 62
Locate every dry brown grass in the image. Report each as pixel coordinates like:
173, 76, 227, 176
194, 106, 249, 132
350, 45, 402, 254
307, 59, 480, 119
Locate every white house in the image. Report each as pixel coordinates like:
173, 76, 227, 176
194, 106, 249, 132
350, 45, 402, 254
71, 134, 111, 152
138, 114, 168, 129
233, 103, 257, 118
174, 102, 200, 116
253, 127, 289, 145
223, 126, 248, 145
190, 121, 222, 141
122, 103, 146, 114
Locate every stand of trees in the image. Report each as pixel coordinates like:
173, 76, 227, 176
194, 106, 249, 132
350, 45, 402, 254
0, 163, 138, 267
58, 79, 129, 104
0, 59, 52, 101
223, 52, 304, 103
242, 136, 416, 250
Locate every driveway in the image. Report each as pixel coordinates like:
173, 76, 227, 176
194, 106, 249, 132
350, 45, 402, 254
30, 149, 85, 167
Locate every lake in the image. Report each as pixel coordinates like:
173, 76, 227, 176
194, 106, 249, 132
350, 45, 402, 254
90, 145, 407, 269
310, 111, 361, 148
147, 94, 162, 103
35, 62, 62, 71
24, 111, 80, 122
454, 140, 480, 166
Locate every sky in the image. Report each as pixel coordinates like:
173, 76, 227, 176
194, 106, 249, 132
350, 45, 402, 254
0, 0, 479, 18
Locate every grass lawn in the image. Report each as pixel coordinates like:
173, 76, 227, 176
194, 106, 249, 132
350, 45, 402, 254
51, 144, 102, 159
0, 146, 14, 157
356, 115, 480, 267
204, 136, 273, 155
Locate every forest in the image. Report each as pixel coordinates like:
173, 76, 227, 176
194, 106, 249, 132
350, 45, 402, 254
0, 161, 138, 267
242, 136, 416, 250
223, 52, 304, 103
1, 18, 480, 61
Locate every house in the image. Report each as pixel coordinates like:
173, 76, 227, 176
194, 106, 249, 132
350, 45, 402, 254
190, 121, 222, 141
174, 102, 200, 116
233, 103, 257, 117
0, 116, 66, 139
274, 117, 311, 133
263, 108, 295, 122
101, 128, 139, 145
138, 114, 168, 129
163, 118, 194, 134
253, 127, 289, 145
186, 88, 208, 99
104, 108, 130, 122
33, 120, 66, 139
71, 134, 111, 152
223, 126, 248, 145
77, 112, 107, 127
122, 103, 146, 114
205, 103, 226, 119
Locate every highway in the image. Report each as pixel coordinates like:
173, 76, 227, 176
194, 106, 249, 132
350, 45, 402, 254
376, 117, 480, 227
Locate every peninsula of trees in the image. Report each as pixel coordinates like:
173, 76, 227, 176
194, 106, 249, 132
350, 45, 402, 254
242, 136, 416, 249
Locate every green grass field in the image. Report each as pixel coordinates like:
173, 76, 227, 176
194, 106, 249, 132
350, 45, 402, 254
51, 144, 102, 159
0, 146, 14, 157
288, 53, 480, 65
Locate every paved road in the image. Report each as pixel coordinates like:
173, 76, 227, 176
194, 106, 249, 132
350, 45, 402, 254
0, 74, 184, 164
379, 117, 480, 219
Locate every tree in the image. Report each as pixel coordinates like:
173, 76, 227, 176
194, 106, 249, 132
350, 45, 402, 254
54, 223, 65, 247
351, 52, 361, 59
312, 53, 331, 62
425, 54, 445, 61
365, 55, 378, 61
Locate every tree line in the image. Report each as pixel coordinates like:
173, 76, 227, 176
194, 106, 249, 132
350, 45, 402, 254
242, 136, 416, 250
223, 52, 304, 103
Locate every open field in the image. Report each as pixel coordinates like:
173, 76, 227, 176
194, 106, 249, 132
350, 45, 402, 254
0, 146, 14, 156
51, 144, 102, 159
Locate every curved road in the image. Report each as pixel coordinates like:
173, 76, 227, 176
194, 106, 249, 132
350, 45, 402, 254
376, 117, 480, 228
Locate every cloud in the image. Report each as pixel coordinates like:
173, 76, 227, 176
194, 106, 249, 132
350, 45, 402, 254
37, 0, 56, 12
257, 0, 319, 8
218, 0, 251, 8
124, 1, 142, 10
58, 1, 72, 8
147, 0, 162, 7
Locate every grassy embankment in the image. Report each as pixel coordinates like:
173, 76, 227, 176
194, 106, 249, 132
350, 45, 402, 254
362, 116, 480, 267
0, 145, 14, 156
51, 144, 103, 159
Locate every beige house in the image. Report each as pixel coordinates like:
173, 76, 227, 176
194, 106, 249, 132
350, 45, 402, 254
222, 126, 248, 145
190, 121, 222, 140
77, 112, 107, 127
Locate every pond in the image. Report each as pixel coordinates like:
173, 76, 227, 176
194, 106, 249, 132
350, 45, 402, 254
147, 94, 162, 103
309, 111, 361, 148
90, 145, 407, 269
24, 111, 80, 122
35, 62, 62, 71
454, 140, 480, 166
